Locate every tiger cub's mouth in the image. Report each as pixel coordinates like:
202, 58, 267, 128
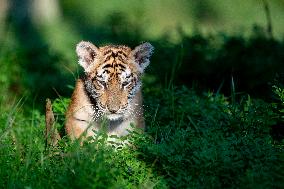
106, 113, 124, 121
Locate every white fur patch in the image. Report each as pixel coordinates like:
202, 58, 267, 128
107, 113, 123, 121
120, 68, 131, 80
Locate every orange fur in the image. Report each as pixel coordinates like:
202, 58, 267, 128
65, 42, 153, 140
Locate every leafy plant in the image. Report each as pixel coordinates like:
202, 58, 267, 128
139, 86, 284, 188
273, 85, 284, 120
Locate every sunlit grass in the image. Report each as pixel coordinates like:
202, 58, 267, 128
0, 84, 283, 188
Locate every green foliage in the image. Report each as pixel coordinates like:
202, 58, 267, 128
273, 86, 284, 120
0, 85, 283, 188
52, 97, 71, 134
0, 102, 166, 188
149, 33, 284, 98
141, 86, 283, 188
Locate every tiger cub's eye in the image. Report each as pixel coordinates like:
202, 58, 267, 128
97, 79, 107, 88
122, 81, 129, 87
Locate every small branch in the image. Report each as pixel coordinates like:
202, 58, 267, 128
45, 98, 61, 146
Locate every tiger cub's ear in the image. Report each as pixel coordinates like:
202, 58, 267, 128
76, 41, 99, 72
131, 42, 154, 73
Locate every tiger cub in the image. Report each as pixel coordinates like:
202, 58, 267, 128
65, 41, 154, 140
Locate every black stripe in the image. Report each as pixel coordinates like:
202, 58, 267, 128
117, 55, 124, 62
116, 50, 127, 57
103, 69, 110, 74
102, 64, 113, 69
117, 63, 126, 69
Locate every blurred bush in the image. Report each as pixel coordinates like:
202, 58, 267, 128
149, 31, 284, 98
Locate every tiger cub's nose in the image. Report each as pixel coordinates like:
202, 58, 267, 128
107, 105, 120, 113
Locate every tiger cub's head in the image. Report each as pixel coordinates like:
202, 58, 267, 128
76, 41, 154, 121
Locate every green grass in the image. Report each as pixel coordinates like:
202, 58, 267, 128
0, 100, 166, 188
0, 84, 283, 188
